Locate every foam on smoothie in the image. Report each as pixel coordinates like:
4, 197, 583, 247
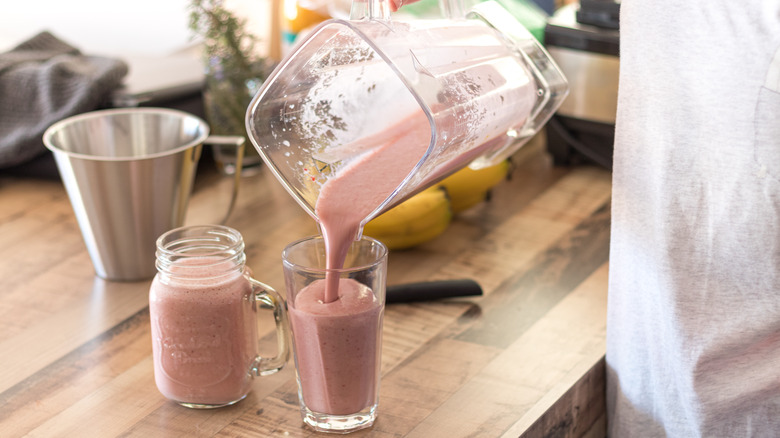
314, 109, 431, 302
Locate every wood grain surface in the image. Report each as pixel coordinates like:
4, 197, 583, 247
0, 136, 611, 437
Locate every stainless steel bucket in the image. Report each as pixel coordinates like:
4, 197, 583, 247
43, 107, 242, 281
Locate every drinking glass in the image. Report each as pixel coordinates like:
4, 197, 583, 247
282, 235, 388, 433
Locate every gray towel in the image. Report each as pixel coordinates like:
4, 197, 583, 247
0, 31, 128, 168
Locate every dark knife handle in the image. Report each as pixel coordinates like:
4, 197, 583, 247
386, 279, 483, 303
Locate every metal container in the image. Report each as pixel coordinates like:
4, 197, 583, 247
44, 108, 210, 281
544, 1, 620, 169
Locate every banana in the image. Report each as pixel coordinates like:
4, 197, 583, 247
436, 160, 511, 213
360, 160, 510, 250
363, 187, 452, 250
282, 0, 330, 34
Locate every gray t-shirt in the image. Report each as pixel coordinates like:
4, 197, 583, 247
607, 1, 780, 436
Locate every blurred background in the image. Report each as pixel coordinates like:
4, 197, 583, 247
1, 0, 265, 56
3, 0, 616, 178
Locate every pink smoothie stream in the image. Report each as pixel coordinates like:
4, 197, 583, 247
149, 257, 258, 406
291, 80, 534, 415
314, 108, 431, 303
288, 110, 430, 417
314, 107, 513, 301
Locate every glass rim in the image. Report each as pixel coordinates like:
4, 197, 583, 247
281, 235, 388, 275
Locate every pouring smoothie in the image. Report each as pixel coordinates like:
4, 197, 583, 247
149, 225, 290, 409
288, 277, 382, 415
249, 1, 564, 431
282, 235, 387, 432
315, 109, 430, 302
284, 112, 429, 422
314, 90, 536, 302
286, 97, 534, 425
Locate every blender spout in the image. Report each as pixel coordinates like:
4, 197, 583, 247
350, 0, 392, 21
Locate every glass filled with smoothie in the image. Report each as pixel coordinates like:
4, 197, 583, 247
149, 225, 290, 409
282, 235, 387, 433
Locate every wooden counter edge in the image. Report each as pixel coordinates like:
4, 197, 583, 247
503, 350, 607, 438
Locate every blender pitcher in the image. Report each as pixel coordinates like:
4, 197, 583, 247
246, 0, 567, 229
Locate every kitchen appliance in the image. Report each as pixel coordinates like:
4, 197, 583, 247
544, 0, 619, 169
42, 108, 243, 281
246, 0, 568, 229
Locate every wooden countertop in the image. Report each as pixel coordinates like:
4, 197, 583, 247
0, 137, 611, 437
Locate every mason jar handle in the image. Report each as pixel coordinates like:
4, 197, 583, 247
204, 135, 245, 224
248, 278, 291, 376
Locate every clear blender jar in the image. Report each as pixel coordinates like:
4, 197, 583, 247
246, 0, 568, 230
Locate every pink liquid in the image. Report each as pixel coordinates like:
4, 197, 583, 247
289, 277, 383, 415
315, 109, 431, 302
291, 113, 428, 415
293, 68, 535, 416
149, 258, 257, 406
314, 108, 514, 300
292, 110, 479, 416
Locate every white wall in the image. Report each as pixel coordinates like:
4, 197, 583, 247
1, 0, 273, 58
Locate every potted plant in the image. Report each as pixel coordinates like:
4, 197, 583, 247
189, 0, 271, 175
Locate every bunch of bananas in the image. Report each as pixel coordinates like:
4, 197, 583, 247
363, 160, 511, 250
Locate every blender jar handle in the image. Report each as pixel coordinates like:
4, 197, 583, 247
203, 135, 245, 224
249, 278, 291, 376
350, 0, 391, 20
